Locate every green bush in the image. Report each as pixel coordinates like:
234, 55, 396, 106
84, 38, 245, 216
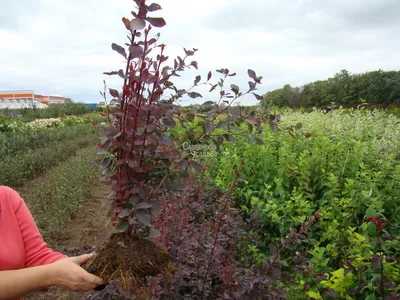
0, 135, 96, 187
207, 109, 400, 270
18, 146, 99, 241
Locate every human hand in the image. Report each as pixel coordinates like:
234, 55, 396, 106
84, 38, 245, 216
47, 253, 104, 292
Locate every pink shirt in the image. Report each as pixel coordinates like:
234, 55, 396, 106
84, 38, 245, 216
0, 186, 67, 298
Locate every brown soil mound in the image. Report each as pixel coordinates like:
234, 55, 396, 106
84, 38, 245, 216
85, 231, 171, 288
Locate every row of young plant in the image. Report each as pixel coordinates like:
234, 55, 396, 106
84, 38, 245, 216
204, 108, 400, 298
18, 146, 100, 242
0, 134, 96, 188
0, 122, 93, 157
0, 116, 101, 187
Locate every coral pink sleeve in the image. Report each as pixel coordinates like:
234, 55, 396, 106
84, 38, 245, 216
11, 189, 68, 267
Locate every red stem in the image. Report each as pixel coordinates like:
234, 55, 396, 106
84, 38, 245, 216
200, 159, 244, 299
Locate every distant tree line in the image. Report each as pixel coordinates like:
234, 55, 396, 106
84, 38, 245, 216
261, 69, 400, 108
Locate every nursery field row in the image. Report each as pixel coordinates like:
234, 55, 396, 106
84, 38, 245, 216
17, 145, 100, 242
0, 122, 94, 158
0, 114, 105, 187
0, 134, 97, 188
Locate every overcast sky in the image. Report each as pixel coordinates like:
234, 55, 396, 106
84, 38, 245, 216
1, 0, 399, 105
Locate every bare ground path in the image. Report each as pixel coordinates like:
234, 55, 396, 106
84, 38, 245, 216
26, 180, 113, 300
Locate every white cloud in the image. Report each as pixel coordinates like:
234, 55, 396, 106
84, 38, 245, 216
0, 0, 399, 105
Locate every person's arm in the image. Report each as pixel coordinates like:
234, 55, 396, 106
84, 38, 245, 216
0, 253, 103, 300
11, 189, 67, 267
0, 263, 53, 300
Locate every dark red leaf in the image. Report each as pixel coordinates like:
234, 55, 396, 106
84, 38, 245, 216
100, 157, 112, 170
136, 202, 152, 209
129, 18, 146, 31
190, 161, 202, 174
229, 106, 240, 117
323, 288, 338, 297
190, 61, 198, 69
252, 92, 264, 101
248, 69, 257, 80
104, 71, 119, 76
217, 136, 225, 145
207, 71, 212, 81
194, 75, 201, 85
231, 84, 239, 95
223, 134, 235, 143
109, 89, 119, 98
209, 84, 218, 92
188, 92, 202, 99
384, 280, 397, 289
118, 69, 129, 79
150, 202, 161, 216
129, 45, 144, 58
185, 113, 195, 122
122, 17, 130, 30
315, 273, 328, 281
269, 244, 278, 257
115, 219, 129, 233
162, 117, 176, 128
145, 17, 166, 27
251, 265, 260, 275
248, 81, 256, 91
302, 282, 310, 292
205, 121, 214, 133
137, 212, 151, 226
202, 101, 214, 107
382, 234, 396, 240
147, 3, 162, 11
365, 215, 391, 232
169, 182, 185, 191
255, 138, 263, 145
111, 43, 127, 59
386, 257, 397, 263
371, 254, 382, 270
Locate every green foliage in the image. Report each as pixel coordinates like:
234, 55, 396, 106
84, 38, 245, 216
301, 217, 400, 299
0, 102, 94, 121
0, 123, 93, 158
18, 146, 99, 242
262, 69, 400, 108
207, 108, 400, 271
0, 135, 96, 187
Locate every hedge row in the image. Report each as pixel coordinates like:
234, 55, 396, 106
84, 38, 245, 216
0, 135, 96, 187
0, 123, 94, 158
17, 146, 99, 241
0, 103, 95, 120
